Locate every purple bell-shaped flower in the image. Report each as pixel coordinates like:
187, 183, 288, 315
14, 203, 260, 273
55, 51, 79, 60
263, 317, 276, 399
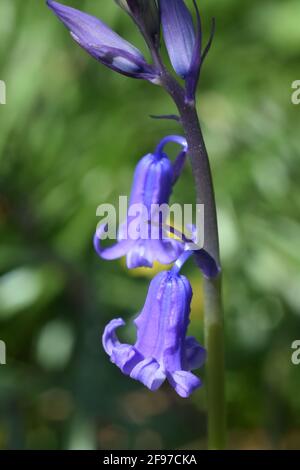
94, 136, 188, 269
103, 266, 206, 397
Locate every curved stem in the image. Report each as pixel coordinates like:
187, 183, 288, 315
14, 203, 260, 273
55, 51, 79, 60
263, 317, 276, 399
171, 250, 193, 275
155, 134, 188, 156
182, 106, 226, 448
157, 70, 226, 449
182, 105, 226, 449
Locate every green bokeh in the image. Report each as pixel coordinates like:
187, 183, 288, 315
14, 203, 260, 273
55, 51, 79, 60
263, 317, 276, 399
0, 0, 300, 450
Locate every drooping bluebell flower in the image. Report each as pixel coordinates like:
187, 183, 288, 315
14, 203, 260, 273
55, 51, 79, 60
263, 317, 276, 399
46, 0, 158, 82
103, 267, 206, 397
159, 0, 202, 98
94, 136, 188, 269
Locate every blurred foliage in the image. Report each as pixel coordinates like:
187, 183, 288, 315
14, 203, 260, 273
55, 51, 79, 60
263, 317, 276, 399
0, 0, 300, 450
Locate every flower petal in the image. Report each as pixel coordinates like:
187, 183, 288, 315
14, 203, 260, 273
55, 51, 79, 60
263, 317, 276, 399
185, 224, 221, 278
102, 318, 143, 374
128, 153, 156, 207
134, 271, 193, 373
134, 271, 168, 357
102, 318, 125, 356
162, 275, 193, 372
81, 44, 149, 75
94, 225, 134, 261
194, 248, 221, 279
129, 153, 173, 210
152, 239, 184, 265
160, 0, 196, 78
167, 370, 202, 398
172, 149, 188, 184
126, 240, 153, 269
130, 357, 166, 391
184, 336, 207, 370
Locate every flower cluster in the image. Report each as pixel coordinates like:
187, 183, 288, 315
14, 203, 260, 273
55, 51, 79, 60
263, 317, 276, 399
47, 0, 219, 397
96, 132, 221, 397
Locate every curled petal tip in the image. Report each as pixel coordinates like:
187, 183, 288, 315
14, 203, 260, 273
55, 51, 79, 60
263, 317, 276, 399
168, 371, 202, 398
130, 358, 166, 391
94, 224, 133, 261
102, 318, 126, 355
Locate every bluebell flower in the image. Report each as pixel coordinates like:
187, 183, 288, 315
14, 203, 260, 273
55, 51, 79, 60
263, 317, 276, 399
47, 0, 158, 81
159, 0, 202, 98
94, 136, 188, 269
103, 268, 206, 397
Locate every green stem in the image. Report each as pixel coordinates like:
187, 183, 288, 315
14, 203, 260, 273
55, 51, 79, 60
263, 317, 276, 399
179, 103, 226, 449
157, 71, 226, 449
204, 276, 226, 449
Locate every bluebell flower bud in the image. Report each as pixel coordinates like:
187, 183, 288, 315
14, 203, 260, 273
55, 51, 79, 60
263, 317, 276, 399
47, 0, 158, 81
159, 0, 202, 95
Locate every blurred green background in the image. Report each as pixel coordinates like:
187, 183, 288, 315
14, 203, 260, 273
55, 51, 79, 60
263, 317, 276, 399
0, 0, 300, 450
